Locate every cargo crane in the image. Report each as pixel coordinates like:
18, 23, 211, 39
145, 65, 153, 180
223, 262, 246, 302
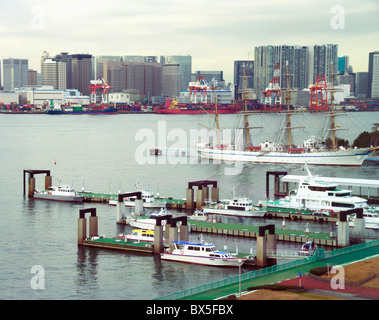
89, 76, 112, 107
309, 75, 328, 111
262, 62, 282, 112
188, 75, 214, 104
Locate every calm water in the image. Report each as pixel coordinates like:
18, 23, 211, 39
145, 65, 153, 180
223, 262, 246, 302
0, 111, 378, 300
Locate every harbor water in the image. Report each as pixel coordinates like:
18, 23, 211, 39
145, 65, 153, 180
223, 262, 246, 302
0, 112, 378, 300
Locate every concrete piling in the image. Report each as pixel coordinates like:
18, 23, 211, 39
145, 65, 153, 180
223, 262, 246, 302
256, 225, 276, 267
45, 175, 52, 190
186, 189, 195, 210
337, 212, 349, 247
78, 208, 97, 245
28, 177, 35, 197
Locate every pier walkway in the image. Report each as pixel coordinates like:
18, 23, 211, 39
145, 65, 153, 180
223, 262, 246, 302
153, 239, 379, 300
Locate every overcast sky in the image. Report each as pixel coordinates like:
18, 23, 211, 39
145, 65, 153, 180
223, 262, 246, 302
1, 0, 378, 82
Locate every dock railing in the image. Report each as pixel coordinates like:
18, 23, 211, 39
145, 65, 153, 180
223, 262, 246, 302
152, 239, 379, 300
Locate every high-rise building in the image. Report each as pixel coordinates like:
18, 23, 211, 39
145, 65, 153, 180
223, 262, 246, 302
28, 70, 38, 86
93, 56, 123, 80
2, 58, 29, 90
71, 54, 92, 96
310, 44, 338, 84
368, 51, 379, 98
254, 45, 310, 101
356, 72, 369, 98
102, 61, 162, 98
160, 55, 191, 91
234, 60, 254, 99
41, 51, 71, 90
163, 63, 181, 98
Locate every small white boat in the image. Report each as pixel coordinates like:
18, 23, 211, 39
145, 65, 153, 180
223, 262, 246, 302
127, 208, 173, 231
202, 197, 266, 217
125, 229, 164, 242
33, 185, 84, 202
161, 238, 245, 267
298, 241, 317, 256
188, 210, 211, 221
109, 189, 166, 208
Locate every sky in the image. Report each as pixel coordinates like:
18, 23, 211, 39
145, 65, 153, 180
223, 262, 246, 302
0, 0, 378, 83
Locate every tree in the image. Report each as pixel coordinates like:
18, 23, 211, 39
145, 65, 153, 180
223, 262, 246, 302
353, 131, 372, 148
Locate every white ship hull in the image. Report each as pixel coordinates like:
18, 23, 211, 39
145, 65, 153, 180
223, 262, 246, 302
160, 253, 242, 267
109, 199, 165, 208
203, 207, 266, 217
124, 201, 166, 208
33, 193, 84, 202
200, 147, 374, 166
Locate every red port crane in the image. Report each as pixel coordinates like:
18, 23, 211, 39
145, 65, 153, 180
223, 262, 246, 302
89, 76, 112, 107
309, 75, 328, 111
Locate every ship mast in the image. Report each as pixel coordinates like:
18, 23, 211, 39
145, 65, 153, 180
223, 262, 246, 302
281, 61, 304, 150
330, 63, 337, 151
214, 87, 221, 146
285, 61, 292, 148
243, 63, 251, 149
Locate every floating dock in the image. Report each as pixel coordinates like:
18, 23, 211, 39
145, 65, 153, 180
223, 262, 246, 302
188, 220, 337, 247
82, 237, 154, 254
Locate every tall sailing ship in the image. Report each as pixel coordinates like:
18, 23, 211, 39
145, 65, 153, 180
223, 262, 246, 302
197, 63, 377, 166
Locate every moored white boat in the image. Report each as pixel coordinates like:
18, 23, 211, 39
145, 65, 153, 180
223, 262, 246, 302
126, 208, 174, 231
161, 239, 245, 267
188, 210, 211, 221
202, 194, 265, 217
125, 229, 164, 242
109, 189, 165, 208
34, 185, 84, 202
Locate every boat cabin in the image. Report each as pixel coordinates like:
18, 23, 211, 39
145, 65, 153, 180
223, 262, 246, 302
172, 241, 232, 258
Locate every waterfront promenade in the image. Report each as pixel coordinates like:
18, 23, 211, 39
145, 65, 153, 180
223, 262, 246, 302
153, 239, 379, 300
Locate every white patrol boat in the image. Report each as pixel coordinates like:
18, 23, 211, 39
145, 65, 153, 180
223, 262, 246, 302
202, 196, 265, 217
109, 189, 166, 208
127, 208, 175, 231
265, 166, 369, 217
33, 185, 84, 202
161, 238, 245, 267
188, 210, 211, 221
126, 229, 165, 242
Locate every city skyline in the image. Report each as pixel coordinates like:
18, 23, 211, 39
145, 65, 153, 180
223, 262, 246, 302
1, 0, 378, 83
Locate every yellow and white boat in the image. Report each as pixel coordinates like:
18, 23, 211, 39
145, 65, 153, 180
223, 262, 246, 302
126, 229, 164, 242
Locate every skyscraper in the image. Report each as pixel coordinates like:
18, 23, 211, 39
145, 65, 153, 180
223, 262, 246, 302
234, 60, 254, 99
93, 56, 123, 80
41, 52, 71, 90
2, 58, 29, 90
163, 63, 181, 98
160, 55, 191, 91
368, 51, 379, 98
71, 54, 92, 96
102, 61, 162, 98
310, 44, 338, 84
355, 72, 368, 98
254, 45, 310, 101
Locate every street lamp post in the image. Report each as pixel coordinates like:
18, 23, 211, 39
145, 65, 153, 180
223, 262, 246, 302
238, 259, 242, 297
